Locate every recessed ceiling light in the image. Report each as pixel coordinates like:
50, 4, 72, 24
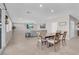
51, 9, 54, 13
40, 4, 43, 7
26, 11, 31, 14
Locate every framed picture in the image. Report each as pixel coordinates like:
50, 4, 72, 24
26, 23, 33, 29
40, 24, 46, 29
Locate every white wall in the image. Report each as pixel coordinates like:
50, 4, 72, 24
0, 3, 13, 53
69, 21, 75, 39
13, 19, 36, 32
5, 17, 12, 45
13, 23, 26, 32
13, 21, 54, 34
0, 4, 6, 53
6, 18, 12, 32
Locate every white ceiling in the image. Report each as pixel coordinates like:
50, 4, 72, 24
5, 3, 79, 23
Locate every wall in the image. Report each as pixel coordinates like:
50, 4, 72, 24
69, 15, 78, 39
13, 19, 36, 31
0, 4, 6, 53
0, 3, 13, 54
5, 17, 12, 45
13, 21, 52, 34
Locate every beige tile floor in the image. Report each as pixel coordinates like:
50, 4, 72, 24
2, 31, 79, 55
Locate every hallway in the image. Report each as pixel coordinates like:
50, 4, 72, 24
2, 30, 79, 55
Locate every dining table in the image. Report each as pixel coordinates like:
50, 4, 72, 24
45, 33, 55, 40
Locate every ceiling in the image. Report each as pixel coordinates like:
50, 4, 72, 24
5, 3, 79, 23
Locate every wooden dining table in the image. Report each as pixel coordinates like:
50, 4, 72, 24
45, 35, 54, 39
43, 35, 55, 47
44, 33, 63, 47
